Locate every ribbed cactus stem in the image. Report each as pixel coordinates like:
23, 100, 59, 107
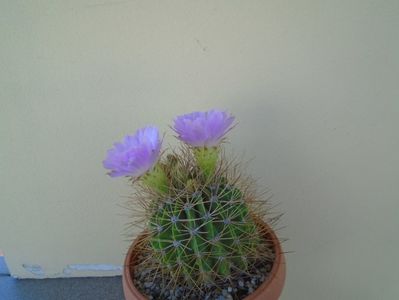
149, 183, 259, 284
185, 201, 211, 280
192, 192, 229, 278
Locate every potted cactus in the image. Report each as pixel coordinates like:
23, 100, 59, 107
103, 110, 286, 300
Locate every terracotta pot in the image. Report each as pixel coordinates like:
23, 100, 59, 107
122, 221, 286, 300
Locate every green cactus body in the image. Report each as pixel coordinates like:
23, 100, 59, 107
149, 183, 259, 284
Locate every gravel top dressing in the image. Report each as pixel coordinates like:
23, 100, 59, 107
132, 250, 275, 300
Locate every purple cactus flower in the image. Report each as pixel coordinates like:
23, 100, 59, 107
173, 110, 235, 147
103, 126, 162, 177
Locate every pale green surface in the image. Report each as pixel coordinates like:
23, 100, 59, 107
1, 1, 398, 299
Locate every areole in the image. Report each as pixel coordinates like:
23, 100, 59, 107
122, 220, 286, 300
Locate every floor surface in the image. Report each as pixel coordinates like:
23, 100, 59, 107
0, 257, 124, 300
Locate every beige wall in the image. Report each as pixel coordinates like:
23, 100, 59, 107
1, 1, 398, 298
